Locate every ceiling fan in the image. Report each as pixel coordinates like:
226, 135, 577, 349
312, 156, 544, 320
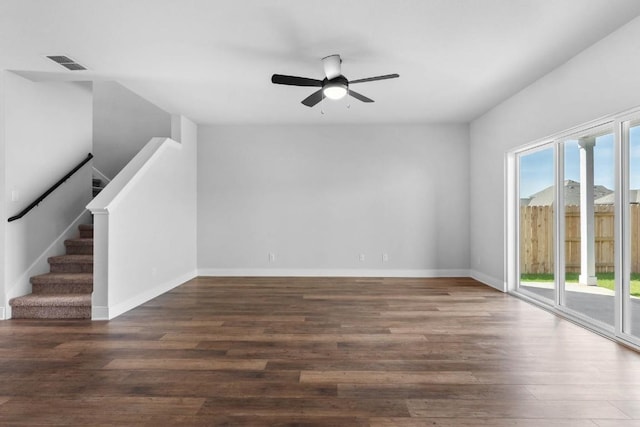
271, 54, 399, 107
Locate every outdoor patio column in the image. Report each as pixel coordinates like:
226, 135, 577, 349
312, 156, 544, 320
578, 137, 597, 286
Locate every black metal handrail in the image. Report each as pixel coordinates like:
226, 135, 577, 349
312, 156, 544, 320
8, 153, 94, 222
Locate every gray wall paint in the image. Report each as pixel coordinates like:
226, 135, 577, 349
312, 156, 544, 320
469, 15, 640, 288
3, 72, 93, 309
93, 82, 171, 179
0, 73, 6, 316
198, 124, 470, 274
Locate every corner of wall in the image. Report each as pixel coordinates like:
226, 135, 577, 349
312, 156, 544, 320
470, 269, 506, 292
171, 115, 182, 143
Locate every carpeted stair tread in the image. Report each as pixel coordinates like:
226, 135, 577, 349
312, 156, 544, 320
31, 273, 93, 285
64, 238, 93, 246
78, 224, 94, 238
31, 273, 93, 294
49, 254, 93, 273
64, 238, 93, 255
10, 293, 91, 307
10, 222, 94, 319
48, 254, 94, 264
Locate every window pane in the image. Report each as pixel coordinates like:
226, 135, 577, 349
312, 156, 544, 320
519, 146, 555, 302
562, 131, 615, 327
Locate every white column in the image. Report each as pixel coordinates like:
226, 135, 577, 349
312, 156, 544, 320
578, 137, 597, 286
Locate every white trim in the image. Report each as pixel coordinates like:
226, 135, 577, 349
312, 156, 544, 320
0, 307, 5, 320
197, 268, 470, 278
615, 118, 626, 337
105, 270, 197, 320
469, 269, 505, 291
92, 166, 111, 184
87, 138, 180, 214
510, 112, 618, 155
91, 306, 109, 321
555, 142, 565, 307
505, 150, 517, 293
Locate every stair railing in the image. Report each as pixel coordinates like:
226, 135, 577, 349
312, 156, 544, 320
7, 153, 94, 222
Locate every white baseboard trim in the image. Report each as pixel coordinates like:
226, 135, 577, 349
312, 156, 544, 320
103, 270, 197, 320
197, 268, 470, 278
0, 307, 6, 320
91, 306, 109, 321
469, 270, 506, 292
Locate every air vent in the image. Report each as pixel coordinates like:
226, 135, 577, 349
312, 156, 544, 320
46, 55, 87, 71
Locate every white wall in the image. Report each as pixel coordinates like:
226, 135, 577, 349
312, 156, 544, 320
2, 71, 93, 312
469, 15, 640, 290
89, 116, 197, 319
0, 72, 6, 319
198, 124, 470, 276
93, 81, 171, 179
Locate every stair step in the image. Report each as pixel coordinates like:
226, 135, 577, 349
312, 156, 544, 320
64, 238, 93, 255
31, 273, 93, 294
78, 224, 93, 238
13, 222, 96, 320
92, 178, 102, 187
48, 255, 93, 273
10, 294, 91, 319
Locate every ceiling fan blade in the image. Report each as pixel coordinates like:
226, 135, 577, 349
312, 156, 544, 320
348, 90, 374, 103
322, 54, 342, 80
301, 89, 324, 107
271, 74, 323, 87
350, 73, 399, 84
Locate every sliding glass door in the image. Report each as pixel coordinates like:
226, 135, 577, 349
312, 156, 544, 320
561, 128, 615, 328
518, 146, 555, 303
512, 114, 640, 349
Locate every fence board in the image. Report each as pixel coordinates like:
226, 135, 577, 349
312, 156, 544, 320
519, 204, 635, 274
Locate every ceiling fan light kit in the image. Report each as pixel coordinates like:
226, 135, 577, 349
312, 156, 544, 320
323, 75, 348, 100
271, 54, 399, 108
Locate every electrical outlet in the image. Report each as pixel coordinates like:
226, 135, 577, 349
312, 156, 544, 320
359, 254, 365, 262
382, 253, 389, 263
269, 253, 276, 263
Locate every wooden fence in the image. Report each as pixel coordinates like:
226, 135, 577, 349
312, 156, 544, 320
520, 204, 640, 274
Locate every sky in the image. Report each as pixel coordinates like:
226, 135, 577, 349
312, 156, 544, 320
519, 126, 640, 198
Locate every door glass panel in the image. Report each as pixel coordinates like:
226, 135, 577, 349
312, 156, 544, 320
562, 130, 615, 327
626, 121, 640, 338
518, 146, 555, 302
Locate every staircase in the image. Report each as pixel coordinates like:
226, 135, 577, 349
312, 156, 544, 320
92, 177, 105, 197
9, 224, 94, 319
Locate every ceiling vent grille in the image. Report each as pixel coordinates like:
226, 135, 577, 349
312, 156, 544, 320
46, 55, 87, 71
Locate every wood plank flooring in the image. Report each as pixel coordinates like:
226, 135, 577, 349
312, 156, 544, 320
1, 276, 640, 425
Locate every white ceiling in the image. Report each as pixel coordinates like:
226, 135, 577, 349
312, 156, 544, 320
2, 0, 640, 125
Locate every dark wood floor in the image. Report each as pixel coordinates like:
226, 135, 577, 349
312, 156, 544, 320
1, 277, 640, 426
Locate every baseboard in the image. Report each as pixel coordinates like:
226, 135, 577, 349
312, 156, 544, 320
197, 268, 470, 278
91, 306, 109, 321
469, 269, 506, 292
105, 269, 197, 320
